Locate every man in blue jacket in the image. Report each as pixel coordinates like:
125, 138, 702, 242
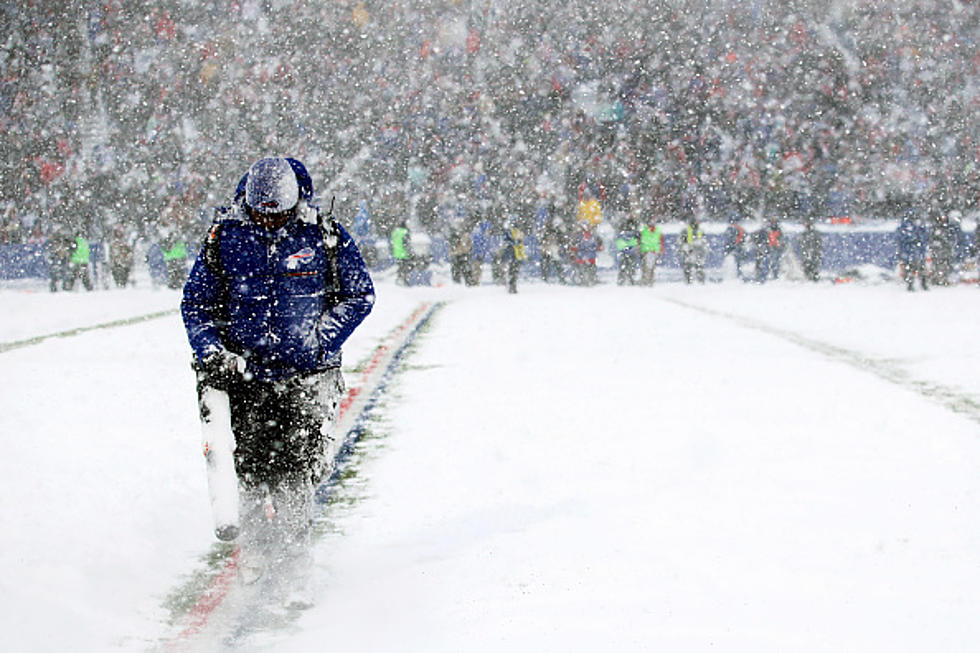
182, 156, 374, 588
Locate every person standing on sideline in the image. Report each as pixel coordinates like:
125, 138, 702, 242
449, 226, 472, 285
615, 214, 640, 285
45, 224, 72, 292
181, 156, 375, 596
65, 231, 94, 291
538, 218, 566, 284
503, 218, 527, 293
639, 214, 664, 286
896, 209, 928, 291
798, 218, 823, 282
929, 209, 955, 287
763, 216, 785, 281
721, 213, 747, 280
162, 228, 188, 290
109, 224, 135, 287
571, 221, 601, 286
678, 215, 708, 284
390, 221, 411, 285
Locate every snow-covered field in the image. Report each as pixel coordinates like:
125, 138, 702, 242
1, 268, 978, 652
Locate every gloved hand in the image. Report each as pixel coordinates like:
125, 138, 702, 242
316, 314, 342, 358
199, 348, 248, 389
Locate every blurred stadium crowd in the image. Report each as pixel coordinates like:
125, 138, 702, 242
0, 0, 976, 248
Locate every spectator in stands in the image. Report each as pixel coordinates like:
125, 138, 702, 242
0, 210, 22, 244
27, 220, 45, 243
2, 1, 978, 259
577, 185, 603, 227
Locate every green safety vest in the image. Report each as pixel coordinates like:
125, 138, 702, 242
163, 240, 187, 261
70, 237, 90, 265
616, 234, 638, 251
391, 227, 409, 260
639, 225, 663, 253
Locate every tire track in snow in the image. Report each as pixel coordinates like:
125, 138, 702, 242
663, 296, 980, 426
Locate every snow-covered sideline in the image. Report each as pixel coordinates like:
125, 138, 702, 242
0, 271, 978, 651
0, 276, 416, 651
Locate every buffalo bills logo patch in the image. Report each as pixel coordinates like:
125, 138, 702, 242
285, 247, 316, 271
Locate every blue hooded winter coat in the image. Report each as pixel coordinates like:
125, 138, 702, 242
181, 207, 375, 381
896, 216, 928, 265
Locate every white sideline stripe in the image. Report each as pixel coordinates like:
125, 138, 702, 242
664, 296, 980, 425
0, 309, 180, 353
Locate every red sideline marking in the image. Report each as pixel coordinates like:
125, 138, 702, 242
172, 301, 433, 644
338, 302, 432, 421
175, 548, 241, 641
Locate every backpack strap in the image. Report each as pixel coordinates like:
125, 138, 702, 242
316, 197, 342, 306
203, 222, 224, 278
